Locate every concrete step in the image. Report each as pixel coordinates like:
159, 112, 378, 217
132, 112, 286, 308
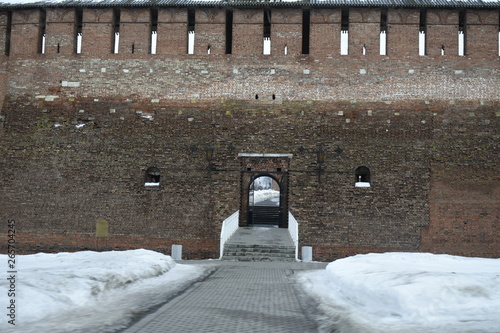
222, 227, 296, 262
251, 206, 280, 225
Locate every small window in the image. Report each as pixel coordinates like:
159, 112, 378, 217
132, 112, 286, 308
188, 9, 195, 54
419, 9, 426, 56
355, 166, 371, 187
145, 167, 161, 186
76, 8, 83, 54
380, 8, 387, 56
263, 10, 271, 55
151, 8, 158, 54
39, 9, 46, 54
113, 9, 120, 54
340, 8, 349, 55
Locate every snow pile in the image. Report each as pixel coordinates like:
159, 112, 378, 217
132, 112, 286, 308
251, 189, 280, 204
0, 249, 207, 333
298, 252, 500, 333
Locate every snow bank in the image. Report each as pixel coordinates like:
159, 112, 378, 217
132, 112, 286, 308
298, 252, 500, 333
251, 189, 280, 204
0, 249, 207, 333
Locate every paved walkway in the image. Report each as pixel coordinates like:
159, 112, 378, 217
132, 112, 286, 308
122, 260, 327, 333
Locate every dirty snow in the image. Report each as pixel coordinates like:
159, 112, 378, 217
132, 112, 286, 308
0, 249, 207, 333
298, 252, 500, 333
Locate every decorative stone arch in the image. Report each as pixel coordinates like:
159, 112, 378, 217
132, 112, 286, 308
238, 153, 292, 228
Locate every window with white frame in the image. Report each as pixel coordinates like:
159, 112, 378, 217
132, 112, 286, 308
355, 166, 371, 187
145, 167, 161, 186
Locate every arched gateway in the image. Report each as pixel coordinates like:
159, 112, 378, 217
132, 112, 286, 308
238, 154, 291, 228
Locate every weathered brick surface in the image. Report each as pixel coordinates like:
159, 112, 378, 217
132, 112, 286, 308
427, 9, 460, 56
271, 9, 302, 56
0, 6, 498, 260
119, 8, 151, 55
349, 8, 380, 56
310, 9, 340, 56
10, 9, 42, 55
194, 8, 226, 55
45, 9, 76, 55
466, 10, 499, 57
387, 8, 420, 56
82, 9, 114, 55
232, 9, 263, 55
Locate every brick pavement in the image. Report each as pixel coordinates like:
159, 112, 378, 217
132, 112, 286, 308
122, 260, 327, 333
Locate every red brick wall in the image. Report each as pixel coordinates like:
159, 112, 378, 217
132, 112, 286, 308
0, 232, 219, 258
427, 9, 459, 56
10, 9, 41, 55
45, 9, 75, 55
119, 8, 151, 55
0, 6, 498, 260
157, 8, 187, 55
466, 9, 499, 58
423, 182, 499, 258
349, 8, 380, 57
194, 8, 225, 55
310, 9, 340, 56
387, 8, 420, 56
271, 9, 302, 56
232, 9, 262, 55
82, 8, 114, 55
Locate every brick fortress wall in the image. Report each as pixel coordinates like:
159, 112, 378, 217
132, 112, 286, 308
0, 6, 498, 260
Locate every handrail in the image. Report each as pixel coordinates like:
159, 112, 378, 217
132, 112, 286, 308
288, 211, 299, 261
219, 210, 239, 259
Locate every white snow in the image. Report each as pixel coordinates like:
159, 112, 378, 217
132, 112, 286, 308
298, 252, 500, 333
0, 249, 207, 333
2, 249, 499, 333
250, 189, 280, 204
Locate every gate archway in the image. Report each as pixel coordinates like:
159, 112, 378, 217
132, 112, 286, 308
248, 175, 281, 226
238, 154, 291, 228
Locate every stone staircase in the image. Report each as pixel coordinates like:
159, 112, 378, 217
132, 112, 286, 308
222, 227, 296, 262
251, 206, 280, 226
